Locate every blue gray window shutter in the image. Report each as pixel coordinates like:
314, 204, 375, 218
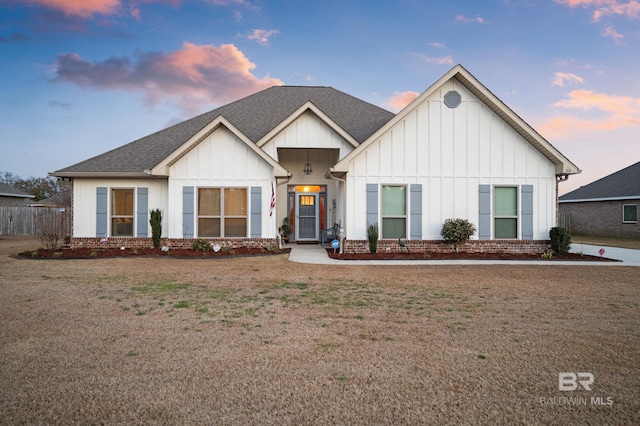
136, 187, 148, 237
410, 184, 422, 240
183, 186, 195, 238
366, 184, 378, 227
521, 185, 534, 240
250, 186, 262, 238
96, 187, 108, 237
478, 185, 491, 240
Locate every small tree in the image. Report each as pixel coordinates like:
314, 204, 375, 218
150, 209, 162, 248
549, 227, 572, 255
367, 222, 379, 254
441, 218, 476, 251
37, 209, 65, 250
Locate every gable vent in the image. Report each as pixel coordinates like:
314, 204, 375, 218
444, 90, 461, 108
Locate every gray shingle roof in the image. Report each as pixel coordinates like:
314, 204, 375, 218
559, 161, 640, 202
0, 182, 34, 198
52, 86, 395, 176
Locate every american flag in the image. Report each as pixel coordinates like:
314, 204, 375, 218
269, 182, 276, 217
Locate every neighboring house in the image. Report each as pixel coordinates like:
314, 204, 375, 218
559, 161, 639, 239
28, 194, 67, 208
51, 65, 580, 253
0, 182, 34, 206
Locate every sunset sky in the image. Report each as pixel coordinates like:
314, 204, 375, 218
1, 0, 639, 194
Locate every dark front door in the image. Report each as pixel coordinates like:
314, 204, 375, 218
296, 192, 318, 241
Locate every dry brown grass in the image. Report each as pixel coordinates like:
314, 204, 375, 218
1, 236, 639, 425
572, 234, 640, 250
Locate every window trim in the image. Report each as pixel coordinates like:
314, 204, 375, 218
381, 184, 407, 239
622, 204, 638, 224
110, 187, 135, 237
197, 187, 248, 238
493, 185, 519, 239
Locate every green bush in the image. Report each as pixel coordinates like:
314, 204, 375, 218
549, 227, 572, 255
150, 209, 162, 249
192, 239, 211, 251
441, 218, 476, 248
367, 222, 379, 254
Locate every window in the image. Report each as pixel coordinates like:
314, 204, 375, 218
494, 187, 518, 238
111, 188, 134, 236
197, 188, 247, 237
382, 185, 406, 239
623, 204, 637, 223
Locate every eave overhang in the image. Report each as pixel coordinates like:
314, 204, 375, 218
49, 172, 162, 179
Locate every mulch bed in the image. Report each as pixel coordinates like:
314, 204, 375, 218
326, 249, 619, 261
19, 246, 290, 259
17, 246, 618, 261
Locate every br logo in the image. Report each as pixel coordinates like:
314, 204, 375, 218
558, 372, 594, 391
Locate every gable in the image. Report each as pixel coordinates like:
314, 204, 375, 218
340, 77, 555, 179
260, 109, 358, 161
169, 125, 275, 180
333, 64, 579, 176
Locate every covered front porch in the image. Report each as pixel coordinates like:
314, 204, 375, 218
276, 148, 344, 243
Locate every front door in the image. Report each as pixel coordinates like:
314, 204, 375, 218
296, 192, 319, 241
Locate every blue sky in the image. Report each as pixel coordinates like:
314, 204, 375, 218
1, 0, 639, 195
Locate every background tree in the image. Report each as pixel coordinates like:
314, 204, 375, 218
1, 171, 72, 204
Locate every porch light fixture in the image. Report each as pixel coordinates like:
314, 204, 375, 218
303, 149, 313, 175
303, 162, 313, 175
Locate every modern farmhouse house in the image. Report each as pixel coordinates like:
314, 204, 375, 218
51, 65, 580, 253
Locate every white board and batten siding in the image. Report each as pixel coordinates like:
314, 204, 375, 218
72, 178, 168, 238
260, 110, 355, 222
168, 126, 276, 239
261, 110, 355, 160
346, 78, 556, 241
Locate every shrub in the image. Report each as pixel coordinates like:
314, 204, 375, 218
441, 218, 476, 250
192, 239, 210, 251
37, 209, 65, 250
149, 209, 162, 249
549, 227, 572, 255
367, 222, 379, 254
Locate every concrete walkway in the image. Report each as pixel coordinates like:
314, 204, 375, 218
287, 243, 640, 266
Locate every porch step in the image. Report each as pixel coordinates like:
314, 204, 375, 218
295, 241, 320, 245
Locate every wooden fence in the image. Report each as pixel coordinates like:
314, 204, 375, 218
558, 211, 571, 230
0, 207, 71, 236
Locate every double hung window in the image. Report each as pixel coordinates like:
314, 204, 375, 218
381, 185, 406, 239
111, 189, 134, 236
494, 187, 518, 239
198, 188, 247, 237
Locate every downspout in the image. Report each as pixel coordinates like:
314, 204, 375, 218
556, 174, 569, 227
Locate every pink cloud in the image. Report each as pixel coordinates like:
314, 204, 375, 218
25, 0, 121, 17
554, 0, 640, 22
552, 72, 584, 87
537, 89, 640, 138
412, 53, 454, 65
455, 15, 487, 24
209, 0, 261, 12
247, 29, 279, 46
386, 91, 420, 111
602, 24, 624, 43
24, 0, 181, 19
52, 42, 283, 114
